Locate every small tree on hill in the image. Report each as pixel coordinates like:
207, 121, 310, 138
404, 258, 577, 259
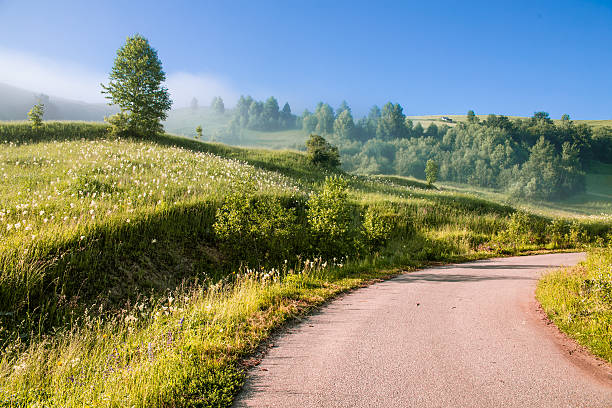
101, 35, 172, 137
425, 159, 439, 186
211, 96, 225, 114
195, 125, 203, 139
306, 134, 340, 167
28, 103, 44, 130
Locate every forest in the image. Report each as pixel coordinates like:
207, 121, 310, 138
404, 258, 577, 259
294, 103, 611, 200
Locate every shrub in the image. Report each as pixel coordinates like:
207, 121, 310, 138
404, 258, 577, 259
307, 176, 355, 257
306, 134, 340, 167
362, 204, 394, 250
214, 193, 301, 264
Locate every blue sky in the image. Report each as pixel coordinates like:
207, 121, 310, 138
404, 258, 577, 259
1, 0, 611, 118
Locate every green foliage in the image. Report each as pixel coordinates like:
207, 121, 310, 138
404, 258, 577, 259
377, 102, 406, 140
307, 176, 355, 256
101, 34, 172, 137
195, 125, 203, 139
214, 193, 301, 263
362, 204, 394, 249
306, 134, 340, 167
425, 159, 439, 186
27, 103, 44, 130
315, 103, 335, 135
333, 109, 355, 140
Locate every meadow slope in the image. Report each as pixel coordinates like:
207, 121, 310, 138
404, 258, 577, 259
0, 122, 610, 407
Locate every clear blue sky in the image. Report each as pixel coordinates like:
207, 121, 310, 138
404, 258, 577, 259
1, 0, 611, 118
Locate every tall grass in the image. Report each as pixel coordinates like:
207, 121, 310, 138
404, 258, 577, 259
537, 245, 612, 363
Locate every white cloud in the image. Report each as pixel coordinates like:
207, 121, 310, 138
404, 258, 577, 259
0, 48, 238, 108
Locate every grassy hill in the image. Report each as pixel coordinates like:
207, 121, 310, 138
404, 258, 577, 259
406, 114, 612, 130
0, 123, 610, 407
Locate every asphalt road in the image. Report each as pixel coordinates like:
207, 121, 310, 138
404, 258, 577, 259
235, 253, 612, 408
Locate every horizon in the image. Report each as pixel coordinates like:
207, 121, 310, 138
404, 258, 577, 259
1, 0, 611, 119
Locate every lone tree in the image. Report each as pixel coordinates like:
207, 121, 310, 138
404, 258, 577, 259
467, 110, 478, 123
28, 103, 44, 130
195, 125, 203, 139
425, 159, 439, 186
101, 34, 172, 137
306, 134, 340, 168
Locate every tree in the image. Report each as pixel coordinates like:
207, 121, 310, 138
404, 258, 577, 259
336, 100, 351, 117
315, 103, 334, 134
190, 97, 199, 111
195, 125, 203, 139
425, 159, 439, 186
212, 97, 225, 114
101, 34, 172, 137
302, 110, 318, 133
467, 110, 478, 123
280, 102, 294, 128
334, 109, 355, 140
28, 103, 44, 130
306, 134, 340, 167
263, 96, 280, 128
377, 102, 406, 140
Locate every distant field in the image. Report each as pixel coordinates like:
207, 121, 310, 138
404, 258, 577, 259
406, 114, 612, 129
436, 161, 612, 218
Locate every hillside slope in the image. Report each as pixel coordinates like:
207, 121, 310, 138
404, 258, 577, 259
0, 124, 610, 407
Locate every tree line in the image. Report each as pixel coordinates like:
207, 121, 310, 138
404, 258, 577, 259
295, 101, 612, 200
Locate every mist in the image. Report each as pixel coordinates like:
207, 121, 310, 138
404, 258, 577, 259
0, 48, 238, 110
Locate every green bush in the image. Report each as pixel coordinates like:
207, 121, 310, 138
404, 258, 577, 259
307, 176, 356, 257
362, 204, 394, 250
214, 193, 302, 264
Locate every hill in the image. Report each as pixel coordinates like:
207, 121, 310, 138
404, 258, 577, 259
1, 123, 609, 407
0, 83, 117, 121
406, 114, 612, 130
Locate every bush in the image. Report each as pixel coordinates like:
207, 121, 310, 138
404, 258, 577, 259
307, 176, 356, 257
362, 204, 394, 250
306, 134, 340, 167
214, 193, 302, 264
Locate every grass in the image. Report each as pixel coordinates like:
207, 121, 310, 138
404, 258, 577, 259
537, 246, 612, 363
0, 122, 610, 407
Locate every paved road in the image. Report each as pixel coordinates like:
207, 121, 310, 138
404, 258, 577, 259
236, 253, 612, 408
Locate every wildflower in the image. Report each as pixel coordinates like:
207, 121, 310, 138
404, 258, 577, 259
151, 239, 157, 244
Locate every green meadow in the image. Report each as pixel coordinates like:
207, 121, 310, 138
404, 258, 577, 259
0, 122, 610, 407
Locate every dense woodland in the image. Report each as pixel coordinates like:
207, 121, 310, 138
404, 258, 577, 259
289, 102, 612, 200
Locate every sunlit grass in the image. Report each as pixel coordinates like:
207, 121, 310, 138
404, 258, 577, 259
537, 246, 612, 362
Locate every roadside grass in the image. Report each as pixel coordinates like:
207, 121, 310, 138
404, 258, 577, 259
0, 122, 610, 407
537, 246, 612, 363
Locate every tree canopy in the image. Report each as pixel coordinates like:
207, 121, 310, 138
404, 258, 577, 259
101, 34, 172, 137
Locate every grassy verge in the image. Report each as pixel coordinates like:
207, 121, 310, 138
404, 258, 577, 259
537, 246, 612, 362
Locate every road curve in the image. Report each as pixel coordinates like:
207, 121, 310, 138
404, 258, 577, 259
235, 253, 612, 408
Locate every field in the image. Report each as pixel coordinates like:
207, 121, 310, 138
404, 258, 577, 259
0, 122, 610, 407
